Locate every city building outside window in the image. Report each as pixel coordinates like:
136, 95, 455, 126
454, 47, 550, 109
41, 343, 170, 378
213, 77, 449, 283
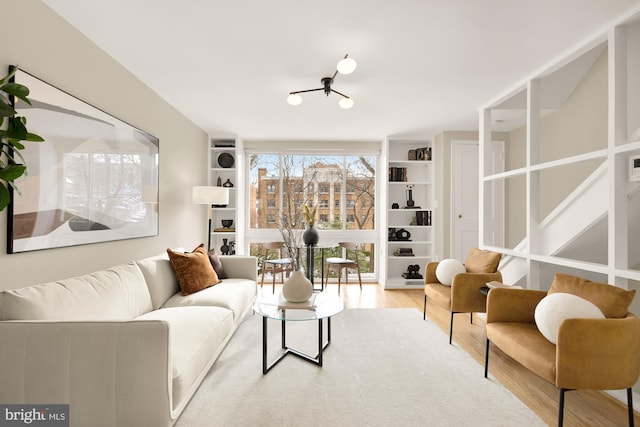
247, 153, 377, 279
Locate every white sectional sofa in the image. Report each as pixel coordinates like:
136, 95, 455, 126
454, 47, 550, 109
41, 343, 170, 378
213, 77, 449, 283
0, 252, 257, 427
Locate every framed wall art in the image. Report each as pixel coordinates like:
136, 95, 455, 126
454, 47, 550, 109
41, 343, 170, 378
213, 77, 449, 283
7, 68, 159, 253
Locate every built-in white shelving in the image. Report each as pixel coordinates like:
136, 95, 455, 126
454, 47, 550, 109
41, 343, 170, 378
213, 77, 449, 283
383, 139, 435, 289
208, 138, 238, 255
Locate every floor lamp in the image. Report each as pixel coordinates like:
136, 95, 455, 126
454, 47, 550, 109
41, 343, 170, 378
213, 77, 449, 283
192, 186, 230, 251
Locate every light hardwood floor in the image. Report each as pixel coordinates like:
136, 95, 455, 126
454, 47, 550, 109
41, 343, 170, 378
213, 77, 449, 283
260, 282, 639, 427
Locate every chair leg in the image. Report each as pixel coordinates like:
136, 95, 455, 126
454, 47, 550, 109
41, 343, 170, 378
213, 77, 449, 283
484, 338, 490, 378
449, 312, 454, 345
423, 295, 427, 320
470, 312, 473, 324
558, 388, 567, 427
260, 267, 266, 289
628, 387, 634, 427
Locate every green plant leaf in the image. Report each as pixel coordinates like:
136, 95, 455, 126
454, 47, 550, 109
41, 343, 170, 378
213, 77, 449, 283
0, 66, 17, 87
6, 116, 27, 141
26, 132, 44, 142
1, 82, 31, 105
0, 101, 16, 117
0, 184, 9, 212
0, 164, 26, 182
0, 144, 25, 166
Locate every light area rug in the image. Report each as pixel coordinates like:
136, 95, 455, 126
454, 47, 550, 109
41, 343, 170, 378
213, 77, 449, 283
176, 308, 544, 426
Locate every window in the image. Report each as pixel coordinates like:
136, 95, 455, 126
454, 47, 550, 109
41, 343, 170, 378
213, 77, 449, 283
248, 154, 376, 231
247, 152, 377, 281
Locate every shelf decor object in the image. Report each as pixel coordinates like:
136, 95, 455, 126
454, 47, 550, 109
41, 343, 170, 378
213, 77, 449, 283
287, 54, 356, 109
192, 185, 229, 251
217, 152, 234, 168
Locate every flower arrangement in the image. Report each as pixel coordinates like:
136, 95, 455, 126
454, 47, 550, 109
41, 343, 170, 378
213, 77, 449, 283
302, 203, 317, 227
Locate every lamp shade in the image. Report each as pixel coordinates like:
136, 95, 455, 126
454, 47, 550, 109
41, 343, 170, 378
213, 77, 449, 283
339, 97, 354, 109
287, 93, 302, 106
192, 186, 229, 205
337, 57, 357, 75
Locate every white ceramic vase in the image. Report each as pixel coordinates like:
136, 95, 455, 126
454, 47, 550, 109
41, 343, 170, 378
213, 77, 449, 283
282, 270, 313, 302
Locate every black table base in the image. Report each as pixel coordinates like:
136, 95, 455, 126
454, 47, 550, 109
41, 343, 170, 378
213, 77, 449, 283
262, 315, 332, 374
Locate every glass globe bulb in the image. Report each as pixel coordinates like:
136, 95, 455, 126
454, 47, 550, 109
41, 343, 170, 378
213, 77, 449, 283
287, 93, 302, 106
339, 97, 354, 109
337, 57, 357, 75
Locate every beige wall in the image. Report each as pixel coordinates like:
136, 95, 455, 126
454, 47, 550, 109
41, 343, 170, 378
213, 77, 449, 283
0, 0, 208, 289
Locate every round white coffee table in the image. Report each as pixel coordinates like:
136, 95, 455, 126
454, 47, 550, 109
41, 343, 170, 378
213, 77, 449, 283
253, 292, 344, 374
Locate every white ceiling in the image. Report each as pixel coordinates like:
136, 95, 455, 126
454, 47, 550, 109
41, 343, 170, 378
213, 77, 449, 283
42, 0, 640, 142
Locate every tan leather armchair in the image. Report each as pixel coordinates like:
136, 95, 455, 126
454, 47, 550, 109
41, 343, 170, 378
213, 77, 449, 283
423, 248, 502, 344
485, 274, 640, 427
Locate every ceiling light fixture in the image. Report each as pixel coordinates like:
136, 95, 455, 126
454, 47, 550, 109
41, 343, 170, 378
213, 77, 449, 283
287, 54, 356, 109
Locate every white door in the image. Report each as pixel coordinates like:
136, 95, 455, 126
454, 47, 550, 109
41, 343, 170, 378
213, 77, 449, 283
452, 140, 505, 261
452, 142, 479, 261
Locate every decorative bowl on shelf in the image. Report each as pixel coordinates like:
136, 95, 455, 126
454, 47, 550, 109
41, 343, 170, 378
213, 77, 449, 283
221, 219, 234, 228
217, 152, 234, 168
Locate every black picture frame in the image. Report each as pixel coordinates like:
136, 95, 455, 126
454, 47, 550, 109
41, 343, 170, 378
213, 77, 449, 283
7, 68, 159, 253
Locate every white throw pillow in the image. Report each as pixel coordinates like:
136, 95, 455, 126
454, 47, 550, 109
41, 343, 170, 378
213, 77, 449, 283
534, 292, 605, 344
435, 259, 466, 286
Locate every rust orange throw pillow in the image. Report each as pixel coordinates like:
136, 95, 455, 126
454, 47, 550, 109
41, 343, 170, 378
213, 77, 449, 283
167, 244, 221, 295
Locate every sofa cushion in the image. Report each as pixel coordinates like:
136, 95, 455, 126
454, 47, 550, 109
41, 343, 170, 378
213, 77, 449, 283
136, 306, 233, 410
424, 282, 452, 308
168, 244, 221, 296
534, 293, 605, 344
208, 248, 228, 279
548, 273, 636, 318
162, 278, 256, 321
0, 263, 152, 321
486, 322, 557, 384
135, 252, 181, 309
464, 247, 502, 274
